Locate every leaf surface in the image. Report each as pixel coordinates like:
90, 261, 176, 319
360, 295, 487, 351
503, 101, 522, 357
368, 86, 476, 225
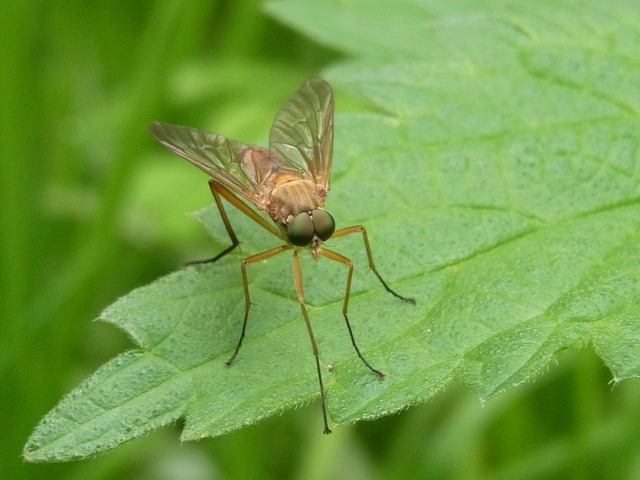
25, 0, 640, 461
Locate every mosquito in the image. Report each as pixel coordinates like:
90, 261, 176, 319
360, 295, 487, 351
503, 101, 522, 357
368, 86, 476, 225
149, 78, 415, 434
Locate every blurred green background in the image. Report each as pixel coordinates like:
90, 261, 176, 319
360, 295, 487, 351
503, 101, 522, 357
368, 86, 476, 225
2, 1, 640, 479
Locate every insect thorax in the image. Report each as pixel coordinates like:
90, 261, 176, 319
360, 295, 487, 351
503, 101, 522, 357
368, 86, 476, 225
269, 179, 325, 223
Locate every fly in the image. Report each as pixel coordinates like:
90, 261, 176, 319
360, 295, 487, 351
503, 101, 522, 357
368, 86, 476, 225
149, 78, 415, 434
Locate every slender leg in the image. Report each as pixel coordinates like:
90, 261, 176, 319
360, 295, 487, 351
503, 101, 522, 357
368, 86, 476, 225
211, 180, 282, 238
188, 180, 283, 265
225, 245, 291, 366
331, 225, 416, 304
292, 249, 332, 434
187, 181, 239, 265
319, 248, 385, 379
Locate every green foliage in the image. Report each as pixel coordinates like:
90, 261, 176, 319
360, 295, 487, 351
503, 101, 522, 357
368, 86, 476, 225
8, 0, 640, 477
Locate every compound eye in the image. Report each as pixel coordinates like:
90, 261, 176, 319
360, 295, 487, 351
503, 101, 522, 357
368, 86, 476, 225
287, 212, 315, 246
312, 209, 335, 241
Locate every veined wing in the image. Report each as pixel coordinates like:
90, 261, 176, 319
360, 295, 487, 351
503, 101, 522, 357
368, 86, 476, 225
269, 78, 334, 191
149, 121, 269, 204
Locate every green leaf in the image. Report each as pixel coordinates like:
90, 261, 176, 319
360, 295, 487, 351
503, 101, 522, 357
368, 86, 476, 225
24, 0, 640, 461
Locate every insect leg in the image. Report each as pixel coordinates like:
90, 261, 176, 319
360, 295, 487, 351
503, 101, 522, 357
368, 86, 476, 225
225, 244, 291, 366
319, 248, 385, 379
331, 225, 416, 304
187, 181, 241, 265
188, 180, 283, 265
211, 180, 282, 238
292, 249, 332, 434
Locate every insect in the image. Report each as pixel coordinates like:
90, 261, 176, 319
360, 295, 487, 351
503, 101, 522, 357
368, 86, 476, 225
149, 78, 414, 434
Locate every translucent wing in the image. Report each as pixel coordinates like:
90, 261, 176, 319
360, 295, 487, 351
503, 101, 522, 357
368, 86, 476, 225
149, 121, 275, 205
269, 78, 334, 191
